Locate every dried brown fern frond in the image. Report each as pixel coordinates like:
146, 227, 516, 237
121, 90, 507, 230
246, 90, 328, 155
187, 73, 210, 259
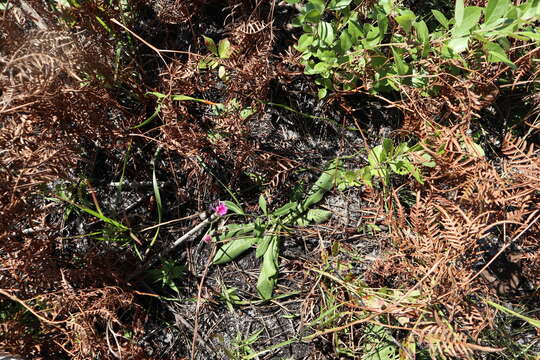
501, 133, 540, 190
0, 30, 84, 112
147, 0, 202, 24
414, 323, 502, 359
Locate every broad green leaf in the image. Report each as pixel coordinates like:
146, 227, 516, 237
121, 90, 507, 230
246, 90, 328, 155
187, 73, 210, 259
318, 88, 328, 99
218, 66, 226, 80
313, 61, 332, 75
362, 324, 399, 360
317, 21, 335, 45
203, 35, 218, 56
447, 36, 469, 53
359, 166, 373, 187
432, 10, 449, 29
485, 0, 510, 24
383, 139, 394, 159
452, 6, 482, 37
256, 233, 275, 258
329, 0, 352, 10
518, 31, 540, 42
339, 31, 353, 52
256, 237, 279, 299
219, 223, 255, 240
304, 9, 322, 22
519, 0, 540, 20
309, 0, 325, 12
303, 161, 339, 208
391, 47, 409, 75
486, 42, 515, 68
347, 20, 363, 41
271, 202, 297, 217
395, 10, 416, 34
296, 33, 314, 51
454, 0, 464, 28
306, 208, 332, 224
414, 20, 429, 44
222, 200, 245, 215
259, 194, 268, 216
315, 49, 336, 62
213, 237, 258, 264
218, 38, 232, 59
295, 215, 310, 226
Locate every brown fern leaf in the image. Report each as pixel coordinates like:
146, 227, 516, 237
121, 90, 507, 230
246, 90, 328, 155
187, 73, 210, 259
501, 133, 540, 190
0, 30, 84, 111
415, 324, 503, 359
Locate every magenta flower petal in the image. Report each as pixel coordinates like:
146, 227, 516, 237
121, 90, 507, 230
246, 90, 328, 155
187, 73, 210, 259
202, 234, 212, 243
214, 202, 228, 216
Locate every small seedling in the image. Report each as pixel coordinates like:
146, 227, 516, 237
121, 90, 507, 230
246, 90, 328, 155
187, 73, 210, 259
146, 259, 185, 294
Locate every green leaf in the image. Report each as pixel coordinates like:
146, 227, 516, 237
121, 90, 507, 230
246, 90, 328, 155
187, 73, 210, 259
395, 9, 416, 34
218, 38, 232, 59
431, 10, 449, 29
271, 202, 297, 217
203, 35, 218, 56
447, 36, 469, 53
517, 31, 540, 41
240, 107, 256, 119
256, 233, 275, 258
486, 42, 516, 68
308, 0, 325, 12
296, 33, 314, 51
306, 208, 332, 224
303, 161, 339, 208
414, 20, 429, 44
59, 196, 128, 231
329, 0, 352, 10
485, 0, 510, 24
487, 300, 540, 329
148, 148, 163, 249
313, 61, 332, 75
256, 237, 279, 299
454, 0, 464, 28
318, 88, 328, 99
391, 47, 409, 75
338, 31, 353, 52
213, 237, 259, 264
259, 194, 268, 216
317, 21, 335, 45
222, 200, 245, 215
347, 20, 363, 41
304, 9, 322, 22
219, 224, 255, 240
452, 6, 482, 37
218, 66, 227, 80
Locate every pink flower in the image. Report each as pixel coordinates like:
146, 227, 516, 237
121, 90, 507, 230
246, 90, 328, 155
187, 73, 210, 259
214, 202, 228, 216
202, 234, 212, 243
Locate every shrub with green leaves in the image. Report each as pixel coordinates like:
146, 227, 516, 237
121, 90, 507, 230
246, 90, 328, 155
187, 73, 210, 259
335, 139, 434, 190
289, 0, 540, 96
